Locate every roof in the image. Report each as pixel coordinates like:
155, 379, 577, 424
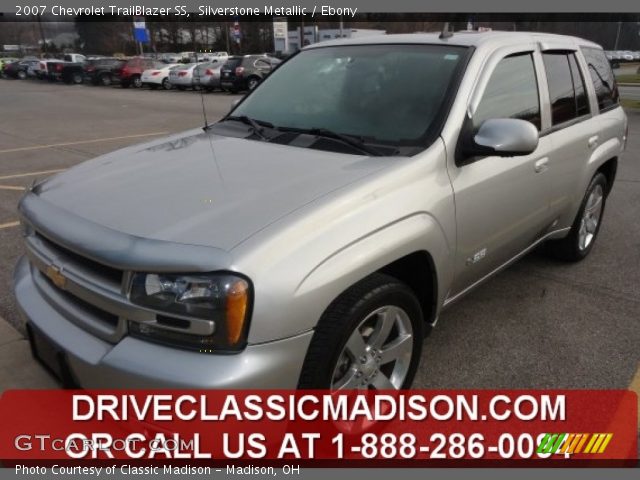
304, 31, 601, 50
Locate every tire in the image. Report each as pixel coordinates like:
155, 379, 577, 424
99, 74, 112, 86
162, 78, 171, 90
247, 77, 260, 90
545, 172, 608, 262
131, 75, 142, 88
17, 70, 27, 80
298, 273, 423, 390
72, 72, 83, 84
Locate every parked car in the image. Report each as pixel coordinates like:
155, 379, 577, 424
62, 53, 87, 64
14, 32, 626, 389
114, 57, 161, 88
0, 57, 20, 74
84, 58, 126, 86
168, 63, 203, 90
201, 51, 229, 63
2, 60, 39, 79
158, 53, 182, 63
220, 55, 281, 92
141, 63, 180, 89
193, 62, 223, 91
43, 60, 85, 84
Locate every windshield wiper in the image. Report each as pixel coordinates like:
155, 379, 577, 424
275, 126, 384, 156
221, 115, 273, 141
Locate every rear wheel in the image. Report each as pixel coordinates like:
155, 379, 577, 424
72, 72, 83, 84
99, 74, 112, 86
298, 274, 423, 390
17, 70, 27, 80
162, 78, 171, 90
247, 76, 260, 90
546, 172, 608, 262
131, 75, 142, 88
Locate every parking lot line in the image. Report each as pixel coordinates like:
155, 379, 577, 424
0, 132, 169, 155
0, 185, 25, 191
0, 221, 19, 230
0, 169, 65, 181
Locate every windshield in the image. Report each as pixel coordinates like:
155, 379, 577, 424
231, 44, 469, 151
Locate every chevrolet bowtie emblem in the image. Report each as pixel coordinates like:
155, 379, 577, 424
45, 264, 66, 289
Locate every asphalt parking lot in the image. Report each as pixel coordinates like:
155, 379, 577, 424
0, 78, 638, 393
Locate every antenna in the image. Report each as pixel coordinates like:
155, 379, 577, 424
439, 22, 453, 40
195, 51, 209, 129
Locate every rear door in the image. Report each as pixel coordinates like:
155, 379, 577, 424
538, 48, 601, 228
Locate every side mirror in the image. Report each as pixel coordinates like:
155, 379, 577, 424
468, 118, 539, 157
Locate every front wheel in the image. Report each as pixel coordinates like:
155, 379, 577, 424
17, 70, 27, 80
545, 172, 608, 262
72, 72, 83, 84
298, 274, 423, 390
131, 75, 142, 88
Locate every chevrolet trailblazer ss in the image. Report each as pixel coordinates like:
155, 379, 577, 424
14, 32, 627, 389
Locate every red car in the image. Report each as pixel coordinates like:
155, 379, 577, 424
114, 58, 161, 88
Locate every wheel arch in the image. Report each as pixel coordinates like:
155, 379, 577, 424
377, 251, 438, 327
596, 156, 617, 196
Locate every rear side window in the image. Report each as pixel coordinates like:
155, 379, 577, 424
474, 53, 541, 130
580, 47, 619, 112
542, 52, 590, 126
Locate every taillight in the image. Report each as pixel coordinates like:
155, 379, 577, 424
56, 64, 63, 72
151, 71, 161, 76
235, 66, 244, 76
86, 66, 95, 72
178, 71, 187, 77
40, 62, 45, 69
205, 69, 213, 75
121, 67, 129, 75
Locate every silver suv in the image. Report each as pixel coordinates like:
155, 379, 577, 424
14, 32, 627, 389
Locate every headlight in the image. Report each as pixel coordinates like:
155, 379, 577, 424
128, 272, 251, 352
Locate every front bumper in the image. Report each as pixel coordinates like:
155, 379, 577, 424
13, 256, 312, 389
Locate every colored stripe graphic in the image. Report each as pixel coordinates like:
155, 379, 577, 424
538, 433, 613, 455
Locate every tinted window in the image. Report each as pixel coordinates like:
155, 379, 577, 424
543, 53, 580, 125
581, 47, 619, 111
223, 58, 242, 69
474, 53, 541, 130
233, 44, 469, 148
568, 54, 589, 117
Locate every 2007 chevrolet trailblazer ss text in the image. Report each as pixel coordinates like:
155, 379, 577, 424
13, 31, 627, 389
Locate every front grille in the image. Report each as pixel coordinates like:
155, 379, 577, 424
36, 233, 123, 287
25, 231, 128, 342
38, 270, 119, 328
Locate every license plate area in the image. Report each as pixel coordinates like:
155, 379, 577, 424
27, 324, 78, 388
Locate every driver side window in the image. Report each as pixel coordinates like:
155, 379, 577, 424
474, 53, 541, 131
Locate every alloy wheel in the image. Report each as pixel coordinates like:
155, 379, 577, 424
331, 305, 414, 390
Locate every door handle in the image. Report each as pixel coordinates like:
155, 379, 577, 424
588, 135, 599, 149
534, 157, 549, 174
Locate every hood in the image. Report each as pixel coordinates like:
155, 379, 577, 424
34, 129, 391, 251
